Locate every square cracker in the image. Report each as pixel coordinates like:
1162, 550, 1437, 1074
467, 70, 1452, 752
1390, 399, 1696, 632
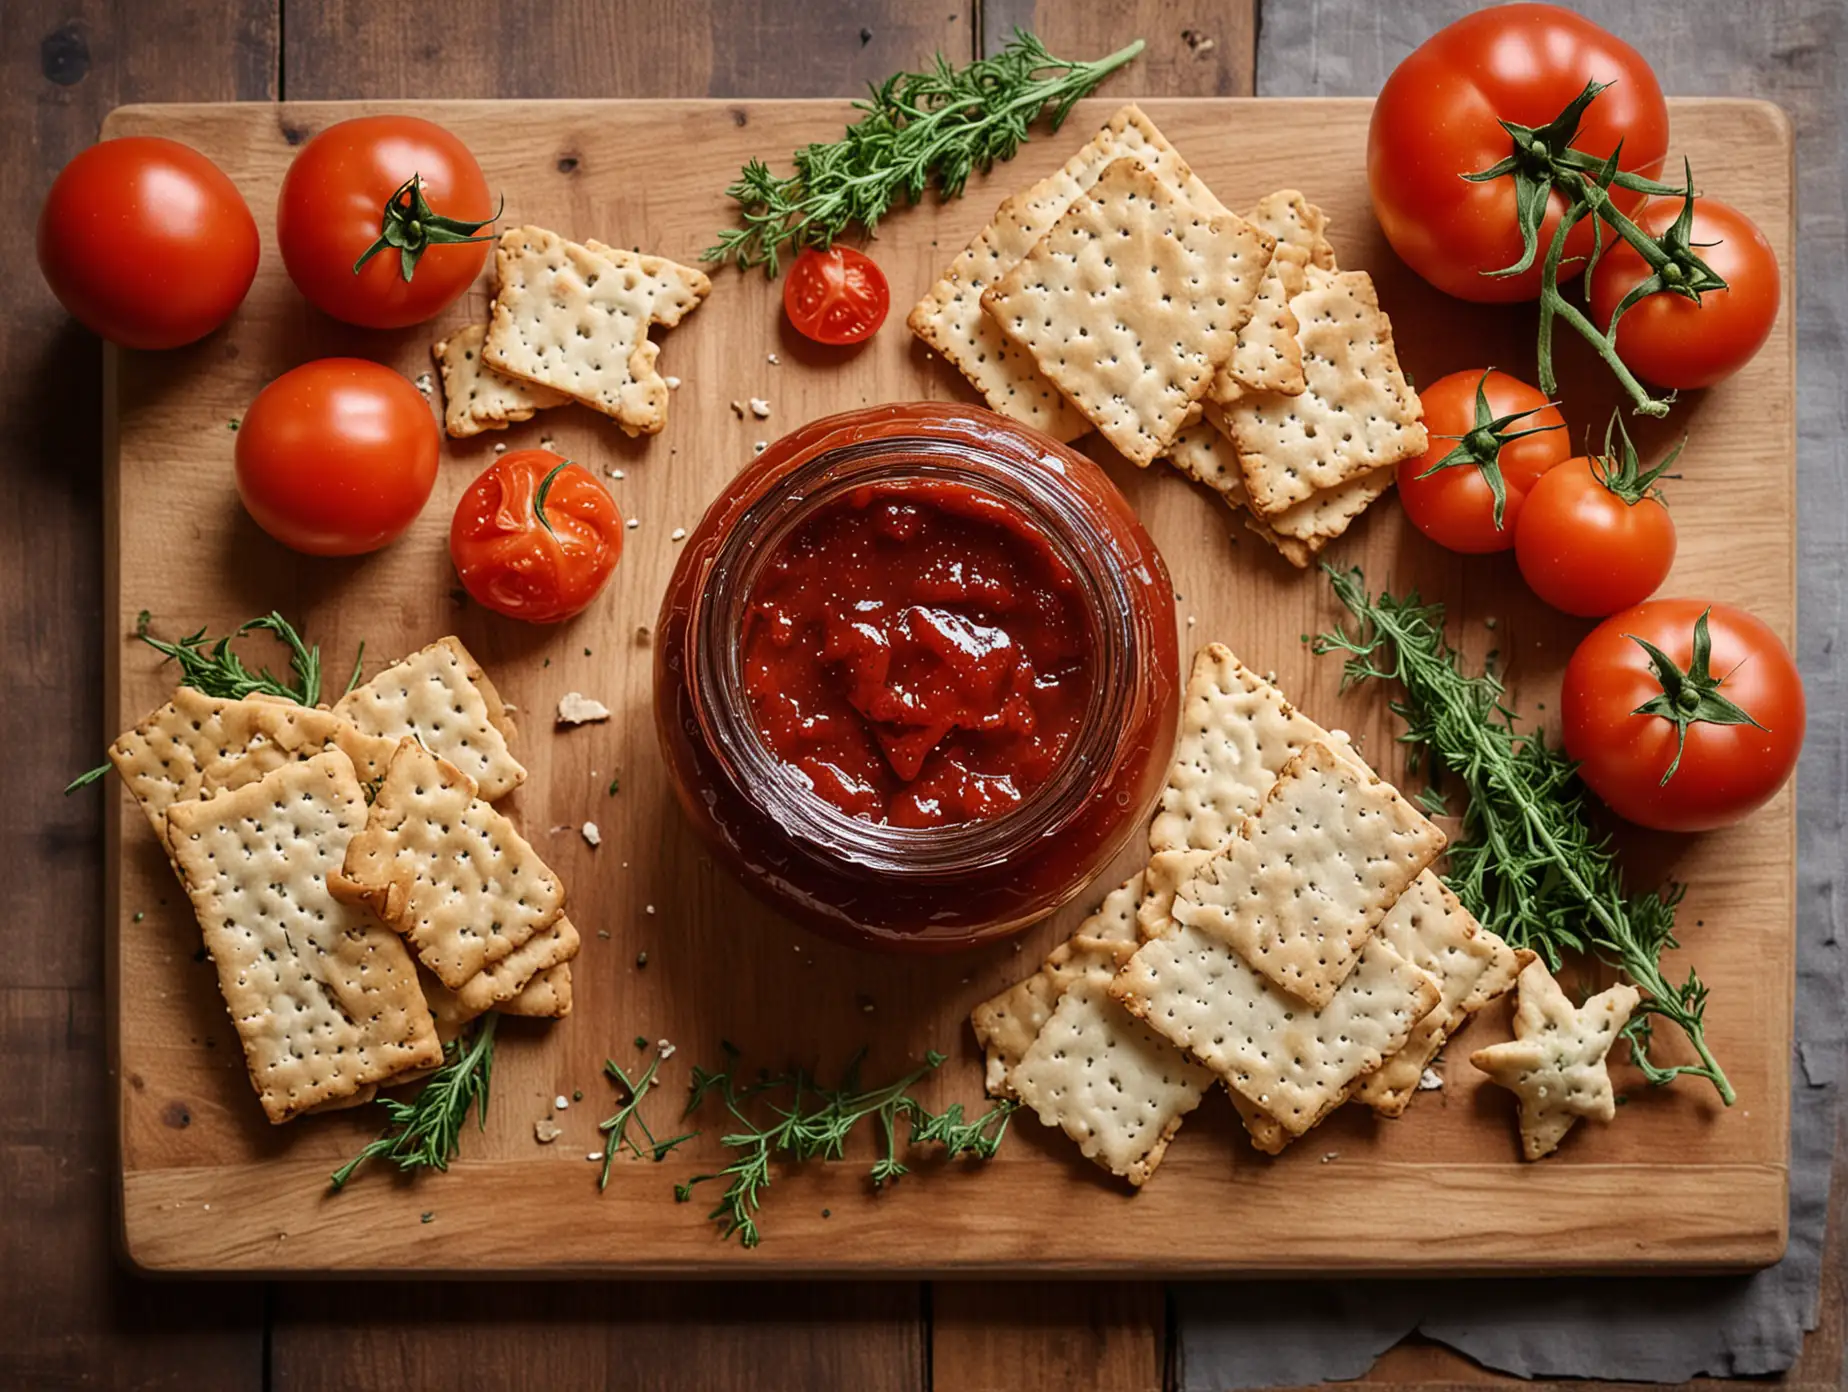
1111, 923, 1439, 1135
483, 226, 670, 436
418, 914, 581, 1025
983, 157, 1272, 467
907, 104, 1232, 442
1352, 874, 1530, 1116
1009, 977, 1214, 1186
1245, 189, 1337, 271
1172, 741, 1446, 1009
433, 323, 569, 439
164, 753, 442, 1123
971, 874, 1143, 1097
1225, 268, 1427, 516
109, 687, 399, 844
499, 962, 573, 1018
333, 740, 565, 989
1209, 244, 1310, 403
334, 636, 525, 803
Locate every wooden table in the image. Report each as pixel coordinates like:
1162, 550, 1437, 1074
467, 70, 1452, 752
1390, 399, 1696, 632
5, 2, 1840, 1388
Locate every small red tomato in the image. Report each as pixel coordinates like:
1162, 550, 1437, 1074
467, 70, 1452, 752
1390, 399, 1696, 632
278, 116, 497, 330
1397, 369, 1569, 553
1588, 196, 1780, 390
450, 451, 623, 623
1515, 419, 1678, 617
783, 246, 890, 345
1562, 599, 1804, 833
235, 358, 439, 556
38, 136, 259, 350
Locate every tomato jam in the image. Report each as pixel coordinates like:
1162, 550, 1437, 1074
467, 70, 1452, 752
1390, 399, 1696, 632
655, 404, 1178, 952
741, 479, 1094, 829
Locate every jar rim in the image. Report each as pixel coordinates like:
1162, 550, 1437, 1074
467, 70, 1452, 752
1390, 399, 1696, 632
687, 429, 1143, 879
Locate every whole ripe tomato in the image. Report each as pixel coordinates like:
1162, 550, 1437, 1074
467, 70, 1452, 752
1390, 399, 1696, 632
1515, 422, 1677, 616
235, 358, 439, 556
278, 116, 496, 330
1588, 196, 1780, 390
783, 246, 890, 345
450, 451, 623, 623
1562, 599, 1804, 832
1396, 369, 1568, 553
1368, 4, 1667, 303
37, 136, 259, 350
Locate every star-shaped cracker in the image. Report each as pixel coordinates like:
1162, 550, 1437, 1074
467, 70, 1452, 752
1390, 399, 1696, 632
1471, 960, 1641, 1161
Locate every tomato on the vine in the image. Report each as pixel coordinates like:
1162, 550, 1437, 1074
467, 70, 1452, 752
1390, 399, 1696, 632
450, 451, 623, 623
1368, 4, 1667, 303
1397, 369, 1568, 554
783, 246, 889, 345
1588, 195, 1780, 390
1562, 599, 1804, 833
278, 116, 497, 330
235, 358, 439, 556
1515, 416, 1678, 616
38, 137, 259, 350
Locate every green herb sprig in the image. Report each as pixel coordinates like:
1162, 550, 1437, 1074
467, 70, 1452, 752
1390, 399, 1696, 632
705, 30, 1143, 274
329, 1013, 498, 1192
672, 1044, 1015, 1247
598, 1052, 698, 1188
1313, 567, 1731, 1103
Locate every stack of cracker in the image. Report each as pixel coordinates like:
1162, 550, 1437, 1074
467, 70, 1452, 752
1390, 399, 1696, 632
909, 105, 1427, 567
109, 636, 579, 1124
434, 226, 710, 440
973, 644, 1528, 1185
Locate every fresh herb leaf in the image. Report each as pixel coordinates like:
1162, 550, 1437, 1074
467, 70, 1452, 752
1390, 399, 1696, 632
672, 1045, 1015, 1247
65, 763, 113, 792
140, 611, 325, 705
706, 30, 1143, 274
598, 1051, 699, 1189
1313, 567, 1732, 1104
329, 1013, 498, 1191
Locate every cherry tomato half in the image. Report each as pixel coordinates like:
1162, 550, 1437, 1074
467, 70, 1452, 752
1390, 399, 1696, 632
1515, 455, 1676, 617
1397, 369, 1569, 553
38, 136, 259, 350
278, 116, 496, 330
235, 358, 439, 556
1369, 4, 1667, 303
1562, 599, 1804, 832
783, 246, 890, 345
1588, 196, 1780, 390
450, 451, 623, 623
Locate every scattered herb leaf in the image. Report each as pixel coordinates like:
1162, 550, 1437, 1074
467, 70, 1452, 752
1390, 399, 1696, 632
329, 1014, 498, 1191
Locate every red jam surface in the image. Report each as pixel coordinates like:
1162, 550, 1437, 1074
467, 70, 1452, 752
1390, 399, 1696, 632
742, 480, 1094, 828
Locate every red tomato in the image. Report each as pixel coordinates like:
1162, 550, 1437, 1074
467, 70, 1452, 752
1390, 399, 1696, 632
235, 359, 439, 556
1588, 196, 1780, 390
1397, 369, 1568, 553
1516, 454, 1676, 617
1562, 599, 1804, 832
450, 451, 623, 623
37, 136, 259, 350
783, 246, 890, 345
1369, 4, 1668, 303
278, 116, 495, 330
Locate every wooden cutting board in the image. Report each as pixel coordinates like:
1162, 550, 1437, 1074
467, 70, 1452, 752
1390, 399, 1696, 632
103, 97, 1795, 1275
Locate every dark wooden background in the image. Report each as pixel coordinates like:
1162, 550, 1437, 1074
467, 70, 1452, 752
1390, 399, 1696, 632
5, 2, 1840, 1388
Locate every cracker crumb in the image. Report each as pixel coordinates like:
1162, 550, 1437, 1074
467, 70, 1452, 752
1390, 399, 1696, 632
597, 929, 611, 939
658, 1039, 676, 1059
665, 376, 681, 390
767, 352, 780, 365
493, 442, 507, 454
581, 821, 601, 847
539, 437, 556, 451
535, 1119, 562, 1144
1181, 28, 1217, 55
1418, 1067, 1445, 1092
1320, 1151, 1339, 1164
748, 397, 771, 419
414, 372, 433, 395
606, 467, 625, 479
670, 527, 687, 542
635, 950, 648, 968
586, 1151, 603, 1162
626, 517, 639, 529
555, 1095, 570, 1111
645, 904, 656, 916
556, 692, 612, 725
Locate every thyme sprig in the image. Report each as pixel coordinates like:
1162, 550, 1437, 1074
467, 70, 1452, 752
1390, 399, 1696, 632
673, 1044, 1016, 1247
598, 1052, 699, 1188
705, 30, 1144, 274
1313, 567, 1732, 1103
329, 1013, 498, 1192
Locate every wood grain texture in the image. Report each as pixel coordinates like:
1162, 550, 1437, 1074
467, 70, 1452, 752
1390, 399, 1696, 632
104, 97, 1794, 1280
984, 0, 1256, 97
0, 4, 274, 1388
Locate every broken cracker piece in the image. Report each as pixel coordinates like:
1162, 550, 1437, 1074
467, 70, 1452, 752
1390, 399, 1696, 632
419, 915, 582, 1025
982, 157, 1272, 467
500, 962, 573, 1018
1471, 960, 1640, 1161
165, 753, 441, 1123
1172, 741, 1445, 1008
335, 636, 525, 803
433, 323, 570, 439
1210, 244, 1309, 403
1244, 189, 1337, 271
555, 691, 612, 725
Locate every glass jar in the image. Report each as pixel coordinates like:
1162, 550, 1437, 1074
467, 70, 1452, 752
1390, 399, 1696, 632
654, 403, 1178, 952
